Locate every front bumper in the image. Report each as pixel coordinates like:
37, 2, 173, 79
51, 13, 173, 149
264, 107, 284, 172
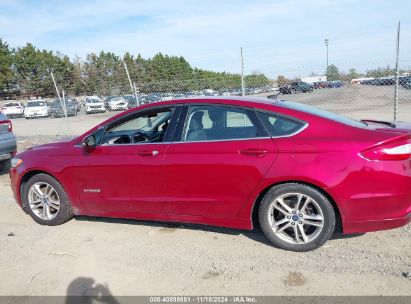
86, 106, 105, 112
51, 110, 76, 117
109, 104, 128, 110
9, 166, 21, 207
25, 111, 49, 118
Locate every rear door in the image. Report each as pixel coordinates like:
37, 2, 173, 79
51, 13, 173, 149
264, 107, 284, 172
163, 104, 277, 218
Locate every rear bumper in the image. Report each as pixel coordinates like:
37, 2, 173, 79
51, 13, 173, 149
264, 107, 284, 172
3, 110, 24, 116
344, 213, 411, 234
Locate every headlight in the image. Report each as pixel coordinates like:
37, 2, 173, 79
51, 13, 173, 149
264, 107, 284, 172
11, 157, 23, 168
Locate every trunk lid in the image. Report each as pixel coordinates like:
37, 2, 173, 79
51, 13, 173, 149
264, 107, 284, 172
361, 120, 411, 134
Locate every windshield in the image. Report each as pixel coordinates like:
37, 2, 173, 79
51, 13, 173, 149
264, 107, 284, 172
110, 111, 171, 132
4, 103, 20, 107
277, 100, 366, 128
27, 101, 46, 107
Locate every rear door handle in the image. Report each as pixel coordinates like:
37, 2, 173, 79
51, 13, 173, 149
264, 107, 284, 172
239, 148, 268, 157
137, 150, 159, 157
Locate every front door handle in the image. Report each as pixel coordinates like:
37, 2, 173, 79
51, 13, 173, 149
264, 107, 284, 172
137, 150, 159, 157
239, 148, 268, 157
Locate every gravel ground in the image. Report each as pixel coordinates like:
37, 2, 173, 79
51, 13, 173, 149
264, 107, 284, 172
0, 87, 410, 296
0, 170, 410, 296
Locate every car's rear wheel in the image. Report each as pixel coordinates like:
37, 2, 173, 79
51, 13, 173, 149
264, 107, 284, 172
22, 173, 73, 225
259, 183, 335, 252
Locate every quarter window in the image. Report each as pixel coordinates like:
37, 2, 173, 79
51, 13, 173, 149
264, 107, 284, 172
257, 111, 306, 136
182, 105, 266, 142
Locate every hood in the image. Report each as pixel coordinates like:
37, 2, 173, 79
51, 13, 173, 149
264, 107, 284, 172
18, 140, 71, 158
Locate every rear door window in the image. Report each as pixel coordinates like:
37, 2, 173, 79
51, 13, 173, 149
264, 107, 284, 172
182, 105, 267, 142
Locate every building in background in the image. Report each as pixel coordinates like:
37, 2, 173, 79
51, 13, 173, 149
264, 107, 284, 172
301, 76, 327, 84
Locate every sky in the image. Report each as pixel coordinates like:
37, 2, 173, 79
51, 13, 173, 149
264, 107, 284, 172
0, 0, 410, 78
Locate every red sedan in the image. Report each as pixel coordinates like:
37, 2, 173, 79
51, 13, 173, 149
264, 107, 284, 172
9, 97, 411, 251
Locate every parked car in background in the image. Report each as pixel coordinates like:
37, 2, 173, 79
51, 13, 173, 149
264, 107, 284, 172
399, 76, 411, 86
279, 81, 314, 94
0, 113, 17, 171
106, 96, 128, 111
327, 80, 344, 88
123, 95, 139, 108
161, 93, 174, 101
67, 97, 81, 112
1, 102, 25, 118
147, 94, 162, 103
49, 99, 78, 118
313, 81, 328, 89
85, 96, 106, 114
370, 78, 395, 86
290, 81, 314, 93
279, 85, 292, 94
402, 79, 411, 90
24, 99, 49, 119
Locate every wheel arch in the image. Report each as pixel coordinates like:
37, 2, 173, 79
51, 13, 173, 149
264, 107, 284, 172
19, 170, 63, 212
251, 180, 343, 233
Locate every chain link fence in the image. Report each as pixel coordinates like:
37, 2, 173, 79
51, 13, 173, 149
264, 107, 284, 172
1, 62, 411, 139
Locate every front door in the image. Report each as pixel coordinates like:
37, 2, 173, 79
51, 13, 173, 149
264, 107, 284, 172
72, 106, 178, 215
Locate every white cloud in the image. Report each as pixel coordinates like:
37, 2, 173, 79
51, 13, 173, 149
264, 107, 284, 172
0, 0, 410, 77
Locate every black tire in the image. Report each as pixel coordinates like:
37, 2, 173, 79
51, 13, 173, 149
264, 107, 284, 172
0, 159, 11, 174
258, 183, 336, 252
22, 173, 73, 226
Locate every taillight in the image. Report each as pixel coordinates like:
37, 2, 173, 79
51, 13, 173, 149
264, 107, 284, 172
0, 120, 12, 132
360, 135, 411, 161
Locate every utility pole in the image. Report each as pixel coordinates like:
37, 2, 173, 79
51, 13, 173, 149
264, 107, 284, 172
50, 71, 62, 105
123, 60, 135, 98
61, 90, 70, 136
394, 21, 401, 121
324, 38, 329, 77
133, 82, 139, 106
240, 47, 245, 96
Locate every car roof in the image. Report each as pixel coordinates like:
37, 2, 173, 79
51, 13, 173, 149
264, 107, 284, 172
158, 96, 278, 106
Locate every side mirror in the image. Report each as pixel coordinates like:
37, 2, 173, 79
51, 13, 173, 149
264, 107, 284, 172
82, 134, 97, 152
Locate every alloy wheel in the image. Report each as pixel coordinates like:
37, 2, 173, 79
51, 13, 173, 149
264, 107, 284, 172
267, 193, 324, 244
28, 182, 61, 221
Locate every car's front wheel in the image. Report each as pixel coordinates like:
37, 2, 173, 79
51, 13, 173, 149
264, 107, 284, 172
259, 183, 335, 252
22, 173, 73, 225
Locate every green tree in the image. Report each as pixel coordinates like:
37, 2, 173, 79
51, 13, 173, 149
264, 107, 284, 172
365, 66, 395, 78
277, 75, 289, 86
325, 64, 340, 81
13, 43, 74, 97
0, 38, 14, 93
346, 68, 361, 80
